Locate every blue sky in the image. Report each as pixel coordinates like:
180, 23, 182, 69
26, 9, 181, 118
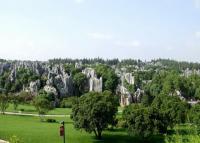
0, 0, 200, 61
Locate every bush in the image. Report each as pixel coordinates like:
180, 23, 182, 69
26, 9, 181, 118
60, 97, 77, 108
189, 104, 200, 127
123, 104, 169, 138
116, 118, 126, 128
46, 118, 57, 123
9, 135, 23, 143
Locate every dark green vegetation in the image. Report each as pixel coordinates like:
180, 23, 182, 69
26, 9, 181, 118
123, 104, 169, 138
0, 93, 9, 114
33, 93, 53, 118
0, 68, 39, 93
95, 65, 119, 93
71, 91, 118, 139
144, 70, 200, 100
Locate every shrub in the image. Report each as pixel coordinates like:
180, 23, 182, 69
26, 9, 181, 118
46, 118, 57, 123
20, 108, 24, 112
9, 135, 23, 143
123, 104, 169, 138
60, 97, 77, 108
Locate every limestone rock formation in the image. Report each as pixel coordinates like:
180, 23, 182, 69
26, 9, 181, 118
117, 85, 132, 107
89, 77, 102, 92
75, 62, 82, 69
122, 73, 134, 85
29, 80, 41, 95
133, 88, 144, 103
82, 68, 103, 92
44, 85, 58, 96
45, 64, 74, 97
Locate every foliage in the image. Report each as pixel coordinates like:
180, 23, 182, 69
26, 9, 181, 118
0, 93, 9, 114
95, 64, 119, 93
18, 91, 33, 104
63, 64, 81, 75
141, 94, 154, 107
144, 70, 200, 100
189, 104, 200, 127
165, 124, 200, 143
37, 90, 56, 109
12, 68, 39, 92
0, 68, 39, 93
71, 91, 118, 139
60, 97, 78, 108
122, 104, 169, 138
46, 118, 57, 123
9, 135, 23, 143
73, 72, 87, 96
33, 92, 53, 119
123, 80, 135, 94
151, 94, 189, 127
10, 94, 21, 110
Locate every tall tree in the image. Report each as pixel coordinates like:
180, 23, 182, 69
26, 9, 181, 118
71, 91, 118, 139
0, 93, 9, 114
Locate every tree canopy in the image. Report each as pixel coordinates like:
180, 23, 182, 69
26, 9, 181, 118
71, 91, 118, 139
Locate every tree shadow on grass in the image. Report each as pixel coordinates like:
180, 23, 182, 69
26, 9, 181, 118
167, 127, 197, 136
92, 129, 165, 143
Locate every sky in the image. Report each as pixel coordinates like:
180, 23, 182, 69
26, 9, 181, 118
0, 0, 200, 62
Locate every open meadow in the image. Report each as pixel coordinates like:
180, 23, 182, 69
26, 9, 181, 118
0, 113, 200, 143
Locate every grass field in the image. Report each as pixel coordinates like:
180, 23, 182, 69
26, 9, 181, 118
164, 124, 200, 143
0, 115, 139, 143
2, 105, 200, 143
0, 115, 200, 143
6, 104, 123, 115
6, 104, 72, 115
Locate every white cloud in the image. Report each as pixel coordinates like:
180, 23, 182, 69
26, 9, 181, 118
165, 46, 174, 51
130, 41, 141, 47
74, 0, 84, 4
115, 40, 141, 48
195, 31, 200, 38
194, 0, 200, 8
87, 32, 113, 40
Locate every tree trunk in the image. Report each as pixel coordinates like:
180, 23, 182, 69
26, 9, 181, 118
97, 129, 102, 140
93, 129, 98, 138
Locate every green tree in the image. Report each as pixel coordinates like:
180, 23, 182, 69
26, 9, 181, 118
95, 65, 119, 93
0, 93, 9, 114
195, 87, 200, 100
71, 91, 118, 139
123, 104, 168, 138
151, 94, 189, 127
189, 104, 200, 126
33, 93, 52, 121
73, 72, 87, 96
11, 94, 21, 111
141, 94, 154, 107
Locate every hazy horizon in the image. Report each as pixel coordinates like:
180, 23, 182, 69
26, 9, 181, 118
0, 0, 200, 62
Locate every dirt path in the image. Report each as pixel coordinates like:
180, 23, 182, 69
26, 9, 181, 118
3, 112, 70, 117
0, 139, 9, 143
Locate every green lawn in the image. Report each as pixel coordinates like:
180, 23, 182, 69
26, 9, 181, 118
0, 115, 199, 143
0, 115, 136, 143
6, 104, 123, 116
6, 104, 72, 115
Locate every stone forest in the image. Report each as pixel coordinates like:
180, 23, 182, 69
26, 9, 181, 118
1, 58, 200, 143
